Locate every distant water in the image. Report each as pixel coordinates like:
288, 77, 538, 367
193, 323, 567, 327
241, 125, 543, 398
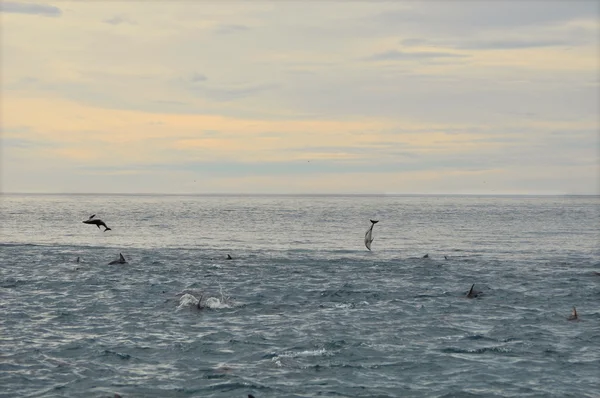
1, 194, 599, 398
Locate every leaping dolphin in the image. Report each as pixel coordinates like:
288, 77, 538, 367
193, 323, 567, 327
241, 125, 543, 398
108, 253, 127, 265
83, 215, 111, 231
364, 219, 379, 251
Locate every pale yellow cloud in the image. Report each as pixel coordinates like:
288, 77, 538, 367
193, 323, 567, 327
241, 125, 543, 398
4, 95, 506, 166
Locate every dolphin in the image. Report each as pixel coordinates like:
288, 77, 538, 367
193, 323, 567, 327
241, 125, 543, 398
108, 253, 127, 265
423, 254, 429, 258
227, 254, 233, 260
76, 256, 80, 263
568, 306, 579, 321
466, 284, 482, 299
249, 395, 256, 398
83, 215, 111, 231
364, 219, 379, 251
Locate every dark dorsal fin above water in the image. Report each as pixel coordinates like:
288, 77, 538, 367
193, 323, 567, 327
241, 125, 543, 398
467, 284, 475, 298
119, 253, 125, 262
568, 306, 578, 321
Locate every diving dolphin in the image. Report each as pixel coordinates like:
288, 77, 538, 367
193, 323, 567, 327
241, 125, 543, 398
364, 219, 379, 251
108, 253, 127, 265
568, 306, 579, 321
83, 215, 111, 231
466, 284, 482, 299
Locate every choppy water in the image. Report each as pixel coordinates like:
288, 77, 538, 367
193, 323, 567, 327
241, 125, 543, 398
1, 194, 599, 398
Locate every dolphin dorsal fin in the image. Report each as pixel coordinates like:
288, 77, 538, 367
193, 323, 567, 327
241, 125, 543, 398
119, 253, 125, 262
468, 284, 475, 297
89, 214, 96, 220
572, 307, 577, 318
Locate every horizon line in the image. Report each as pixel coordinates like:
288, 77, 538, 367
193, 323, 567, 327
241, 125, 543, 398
1, 192, 598, 197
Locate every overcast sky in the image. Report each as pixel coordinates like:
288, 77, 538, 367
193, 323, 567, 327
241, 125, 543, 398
2, 1, 598, 194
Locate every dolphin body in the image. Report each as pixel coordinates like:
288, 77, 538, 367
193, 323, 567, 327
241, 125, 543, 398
364, 219, 379, 251
108, 253, 127, 265
83, 215, 111, 231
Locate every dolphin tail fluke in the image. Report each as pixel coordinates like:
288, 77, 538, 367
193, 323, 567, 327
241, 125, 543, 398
104, 227, 112, 232
370, 219, 379, 224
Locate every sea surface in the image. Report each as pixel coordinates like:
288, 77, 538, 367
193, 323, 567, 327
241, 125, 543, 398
1, 194, 599, 398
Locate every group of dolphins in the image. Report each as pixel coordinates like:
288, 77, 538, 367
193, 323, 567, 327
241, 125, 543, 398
81, 214, 233, 265
82, 214, 580, 321
88, 214, 583, 398
364, 219, 583, 321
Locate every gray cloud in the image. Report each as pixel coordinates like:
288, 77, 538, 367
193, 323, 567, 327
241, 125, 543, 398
185, 81, 278, 102
456, 38, 571, 50
371, 2, 597, 33
189, 72, 208, 83
401, 37, 573, 50
103, 15, 135, 25
0, 2, 61, 17
214, 24, 250, 35
365, 50, 468, 61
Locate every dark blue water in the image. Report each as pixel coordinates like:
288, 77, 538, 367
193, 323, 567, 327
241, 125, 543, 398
1, 194, 599, 397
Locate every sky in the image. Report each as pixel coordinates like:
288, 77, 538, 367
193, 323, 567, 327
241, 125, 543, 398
1, 1, 599, 195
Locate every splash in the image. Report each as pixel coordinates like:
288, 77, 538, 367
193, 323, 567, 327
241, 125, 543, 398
177, 293, 199, 310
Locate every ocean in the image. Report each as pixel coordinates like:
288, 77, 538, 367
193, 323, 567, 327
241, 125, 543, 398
1, 194, 599, 398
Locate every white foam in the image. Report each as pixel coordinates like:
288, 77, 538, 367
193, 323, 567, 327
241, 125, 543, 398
177, 293, 199, 310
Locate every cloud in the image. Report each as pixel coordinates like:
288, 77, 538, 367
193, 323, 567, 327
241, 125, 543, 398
457, 38, 571, 50
365, 50, 468, 61
214, 24, 250, 34
188, 72, 208, 83
186, 82, 278, 102
103, 15, 135, 25
370, 2, 598, 33
0, 1, 61, 17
